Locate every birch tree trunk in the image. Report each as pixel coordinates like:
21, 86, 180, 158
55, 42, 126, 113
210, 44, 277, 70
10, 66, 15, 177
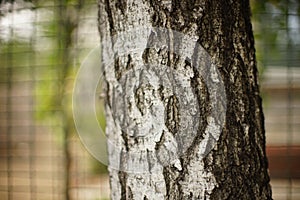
98, 0, 272, 199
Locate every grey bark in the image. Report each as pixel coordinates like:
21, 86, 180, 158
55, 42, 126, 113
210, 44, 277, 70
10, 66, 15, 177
98, 0, 272, 199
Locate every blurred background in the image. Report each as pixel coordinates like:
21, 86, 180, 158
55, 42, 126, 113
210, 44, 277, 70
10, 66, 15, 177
0, 0, 299, 199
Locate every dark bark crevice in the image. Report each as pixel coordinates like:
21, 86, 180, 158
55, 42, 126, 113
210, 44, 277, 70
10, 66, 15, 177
104, 0, 116, 37
115, 0, 127, 15
162, 166, 181, 200
165, 95, 179, 135
118, 151, 128, 200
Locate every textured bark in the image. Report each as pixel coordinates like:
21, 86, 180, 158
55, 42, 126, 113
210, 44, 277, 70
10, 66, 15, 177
98, 0, 272, 199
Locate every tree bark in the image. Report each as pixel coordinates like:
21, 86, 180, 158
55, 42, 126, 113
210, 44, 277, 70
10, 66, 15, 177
98, 0, 272, 199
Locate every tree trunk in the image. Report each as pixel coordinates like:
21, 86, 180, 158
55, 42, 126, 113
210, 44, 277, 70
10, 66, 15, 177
98, 0, 272, 199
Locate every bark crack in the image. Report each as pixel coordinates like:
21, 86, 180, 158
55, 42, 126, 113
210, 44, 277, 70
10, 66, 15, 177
165, 95, 179, 135
118, 150, 128, 200
104, 0, 116, 37
115, 0, 127, 15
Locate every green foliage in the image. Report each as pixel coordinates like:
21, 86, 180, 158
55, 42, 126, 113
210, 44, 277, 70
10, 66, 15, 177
1, 0, 107, 175
251, 0, 300, 69
0, 41, 35, 84
90, 157, 108, 175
